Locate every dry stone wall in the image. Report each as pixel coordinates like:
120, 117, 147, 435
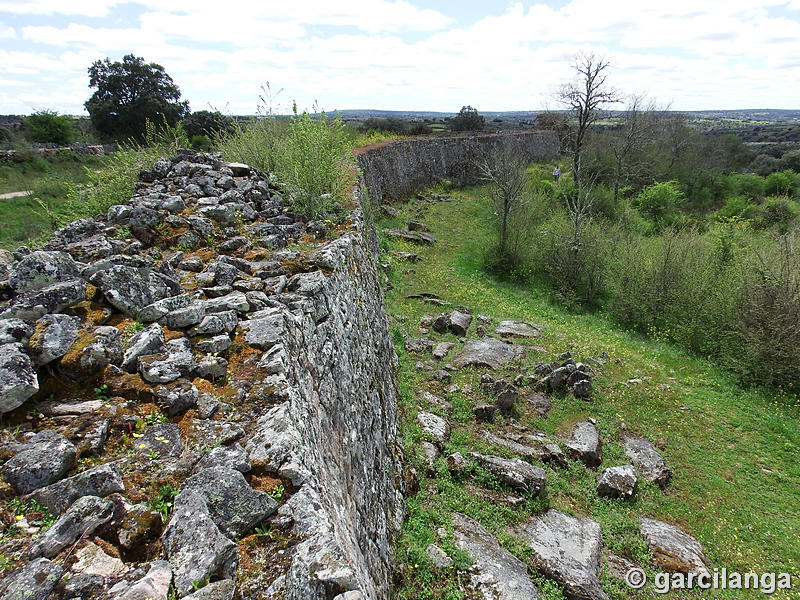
0, 150, 402, 600
356, 131, 560, 203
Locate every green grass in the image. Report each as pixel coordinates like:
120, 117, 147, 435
383, 183, 800, 599
0, 152, 108, 249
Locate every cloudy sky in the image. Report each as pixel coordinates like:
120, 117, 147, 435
1, 0, 800, 116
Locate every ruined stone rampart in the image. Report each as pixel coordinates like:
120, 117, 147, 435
356, 131, 560, 203
0, 151, 401, 600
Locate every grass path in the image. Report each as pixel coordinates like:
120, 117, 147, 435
382, 186, 800, 600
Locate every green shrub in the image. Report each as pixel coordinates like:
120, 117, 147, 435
731, 231, 800, 390
190, 134, 213, 151
757, 196, 798, 232
533, 214, 609, 306
717, 195, 759, 222
633, 180, 685, 227
182, 110, 234, 139
764, 170, 799, 197
47, 118, 187, 227
274, 103, 355, 219
725, 172, 765, 200
23, 110, 76, 145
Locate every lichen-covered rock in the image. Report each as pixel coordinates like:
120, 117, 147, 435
121, 322, 166, 372
2, 278, 86, 322
162, 490, 239, 597
154, 379, 199, 416
494, 320, 543, 338
240, 309, 284, 349
447, 310, 472, 336
25, 313, 81, 367
135, 423, 183, 458
138, 293, 193, 323
467, 452, 546, 495
59, 325, 122, 378
114, 559, 172, 600
510, 509, 607, 600
0, 342, 39, 413
118, 504, 164, 552
564, 420, 602, 469
596, 465, 637, 499
3, 430, 76, 495
451, 338, 525, 370
8, 250, 79, 293
195, 443, 251, 473
0, 557, 64, 600
184, 579, 235, 600
452, 512, 539, 599
176, 465, 277, 539
416, 411, 450, 449
195, 355, 228, 380
30, 461, 125, 514
90, 264, 177, 318
623, 434, 673, 489
29, 495, 115, 558
138, 337, 195, 383
640, 517, 710, 577
0, 318, 34, 343
189, 310, 238, 336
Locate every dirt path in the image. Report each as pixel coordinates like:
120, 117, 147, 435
0, 190, 32, 200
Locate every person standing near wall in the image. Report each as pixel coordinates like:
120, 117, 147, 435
553, 165, 561, 181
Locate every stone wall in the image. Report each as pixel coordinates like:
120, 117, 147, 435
0, 151, 401, 600
356, 131, 560, 203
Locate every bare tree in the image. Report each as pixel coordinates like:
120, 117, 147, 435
556, 52, 620, 244
608, 94, 665, 204
478, 137, 529, 256
558, 52, 621, 189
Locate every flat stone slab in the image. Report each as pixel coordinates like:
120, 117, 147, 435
640, 517, 710, 577
623, 434, 672, 489
383, 228, 436, 245
467, 452, 545, 495
452, 512, 539, 599
494, 320, 543, 338
451, 338, 525, 370
510, 509, 607, 600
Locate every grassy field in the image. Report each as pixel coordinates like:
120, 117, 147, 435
0, 152, 107, 249
380, 183, 800, 599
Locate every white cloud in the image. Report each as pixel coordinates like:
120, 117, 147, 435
2, 0, 800, 113
0, 23, 15, 38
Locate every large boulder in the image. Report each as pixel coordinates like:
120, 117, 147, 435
138, 337, 196, 384
0, 342, 39, 413
1, 278, 86, 322
90, 265, 177, 319
29, 462, 124, 514
28, 495, 115, 558
26, 313, 81, 367
121, 322, 166, 372
451, 338, 525, 370
564, 421, 602, 469
3, 430, 76, 495
175, 465, 277, 539
510, 509, 607, 600
640, 518, 710, 577
623, 434, 673, 489
162, 490, 239, 597
416, 411, 450, 449
596, 465, 637, 499
8, 250, 79, 293
0, 557, 64, 600
452, 512, 539, 599
467, 452, 546, 496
